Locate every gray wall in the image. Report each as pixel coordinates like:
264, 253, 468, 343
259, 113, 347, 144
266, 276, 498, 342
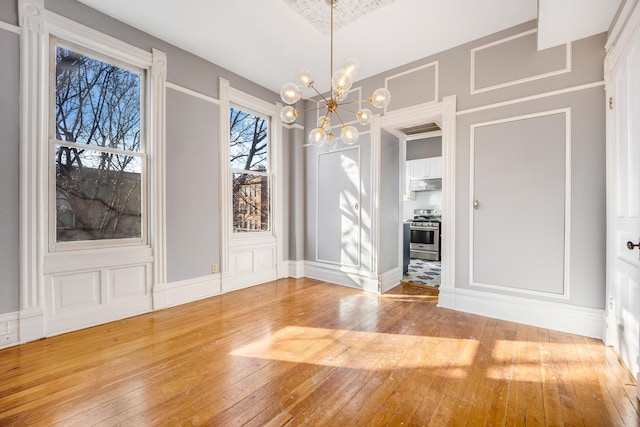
379, 129, 400, 273
165, 90, 219, 282
0, 24, 20, 313
0, 0, 294, 315
407, 136, 442, 160
305, 19, 606, 309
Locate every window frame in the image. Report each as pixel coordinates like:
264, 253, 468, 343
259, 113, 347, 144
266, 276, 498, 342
47, 36, 149, 252
229, 103, 273, 237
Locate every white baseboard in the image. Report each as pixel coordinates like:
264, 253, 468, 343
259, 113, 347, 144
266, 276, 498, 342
153, 274, 222, 310
380, 267, 402, 293
438, 286, 606, 339
304, 261, 379, 293
221, 269, 278, 293
0, 311, 19, 349
283, 260, 306, 279
19, 306, 44, 344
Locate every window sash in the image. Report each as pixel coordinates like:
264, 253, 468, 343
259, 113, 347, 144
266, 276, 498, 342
49, 38, 148, 249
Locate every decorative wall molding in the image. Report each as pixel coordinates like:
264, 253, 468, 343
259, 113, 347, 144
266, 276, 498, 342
0, 20, 21, 35
153, 274, 221, 310
18, 0, 46, 343
457, 81, 605, 116
315, 146, 362, 268
166, 81, 220, 105
470, 29, 572, 95
150, 48, 168, 293
438, 287, 605, 339
469, 108, 572, 299
385, 61, 439, 113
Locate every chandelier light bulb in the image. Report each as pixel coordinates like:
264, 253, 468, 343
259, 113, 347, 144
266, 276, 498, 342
325, 134, 338, 152
335, 91, 347, 101
280, 82, 301, 105
280, 105, 298, 124
296, 69, 314, 88
332, 69, 353, 93
309, 127, 326, 146
317, 115, 331, 131
342, 58, 360, 76
356, 109, 372, 125
370, 87, 391, 109
341, 125, 359, 145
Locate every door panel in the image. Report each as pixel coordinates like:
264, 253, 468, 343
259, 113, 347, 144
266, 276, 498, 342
608, 22, 640, 382
316, 148, 361, 266
472, 113, 567, 294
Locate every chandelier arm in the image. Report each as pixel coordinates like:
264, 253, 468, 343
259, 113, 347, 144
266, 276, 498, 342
308, 86, 331, 104
332, 109, 347, 127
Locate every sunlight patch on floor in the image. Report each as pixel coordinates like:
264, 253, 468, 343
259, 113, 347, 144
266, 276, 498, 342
230, 325, 478, 373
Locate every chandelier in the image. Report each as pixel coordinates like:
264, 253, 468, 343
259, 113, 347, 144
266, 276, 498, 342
279, 0, 391, 149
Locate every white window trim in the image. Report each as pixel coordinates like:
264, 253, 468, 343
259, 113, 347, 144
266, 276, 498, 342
219, 78, 284, 274
229, 103, 274, 238
48, 38, 148, 252
18, 0, 167, 341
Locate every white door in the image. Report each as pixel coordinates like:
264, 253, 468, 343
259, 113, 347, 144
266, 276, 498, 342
606, 12, 640, 395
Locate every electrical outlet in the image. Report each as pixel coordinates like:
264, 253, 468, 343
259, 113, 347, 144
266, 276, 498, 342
609, 296, 614, 310
211, 263, 218, 274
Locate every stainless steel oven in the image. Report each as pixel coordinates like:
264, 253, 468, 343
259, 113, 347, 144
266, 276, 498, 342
410, 210, 441, 261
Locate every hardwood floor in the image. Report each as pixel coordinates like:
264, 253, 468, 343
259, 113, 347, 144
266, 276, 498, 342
0, 278, 638, 426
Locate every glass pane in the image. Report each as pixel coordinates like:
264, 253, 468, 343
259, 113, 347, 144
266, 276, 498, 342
55, 46, 141, 152
56, 145, 142, 242
232, 172, 270, 233
229, 107, 268, 170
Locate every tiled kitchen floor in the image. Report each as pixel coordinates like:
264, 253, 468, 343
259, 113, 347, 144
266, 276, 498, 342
403, 258, 441, 288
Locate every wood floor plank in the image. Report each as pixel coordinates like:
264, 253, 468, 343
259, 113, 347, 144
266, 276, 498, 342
0, 279, 638, 426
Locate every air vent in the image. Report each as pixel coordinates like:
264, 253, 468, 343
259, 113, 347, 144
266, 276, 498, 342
398, 122, 441, 136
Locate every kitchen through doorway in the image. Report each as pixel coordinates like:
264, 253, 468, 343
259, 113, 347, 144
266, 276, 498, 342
402, 131, 443, 289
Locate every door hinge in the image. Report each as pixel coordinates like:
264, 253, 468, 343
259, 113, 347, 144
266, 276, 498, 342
609, 97, 614, 110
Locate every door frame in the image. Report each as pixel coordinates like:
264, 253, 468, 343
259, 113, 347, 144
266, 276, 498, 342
379, 96, 456, 293
604, 0, 640, 398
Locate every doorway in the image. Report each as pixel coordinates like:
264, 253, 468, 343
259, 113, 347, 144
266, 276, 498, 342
378, 96, 456, 295
402, 131, 443, 288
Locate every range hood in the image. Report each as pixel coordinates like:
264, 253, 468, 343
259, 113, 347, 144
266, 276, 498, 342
409, 178, 442, 191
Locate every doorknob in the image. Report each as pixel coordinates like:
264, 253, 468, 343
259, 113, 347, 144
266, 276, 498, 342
627, 241, 640, 250
473, 200, 479, 210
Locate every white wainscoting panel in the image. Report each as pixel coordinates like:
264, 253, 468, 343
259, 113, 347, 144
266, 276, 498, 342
224, 241, 278, 293
45, 263, 152, 336
52, 271, 101, 314
110, 265, 147, 300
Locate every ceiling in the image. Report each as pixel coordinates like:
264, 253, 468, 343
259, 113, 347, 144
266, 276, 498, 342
76, 0, 621, 94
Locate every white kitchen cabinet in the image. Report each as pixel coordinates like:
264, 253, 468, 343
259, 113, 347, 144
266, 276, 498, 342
407, 156, 442, 180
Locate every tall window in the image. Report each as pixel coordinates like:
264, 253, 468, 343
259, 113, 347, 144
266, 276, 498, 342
52, 41, 145, 244
229, 106, 270, 233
